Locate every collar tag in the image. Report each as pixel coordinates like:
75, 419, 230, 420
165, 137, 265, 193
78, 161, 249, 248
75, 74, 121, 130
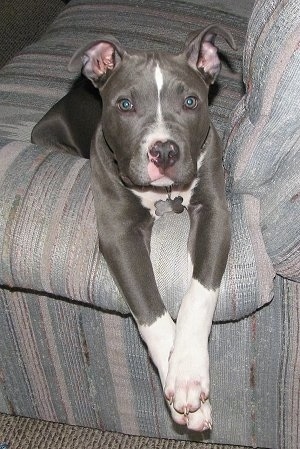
154, 187, 185, 216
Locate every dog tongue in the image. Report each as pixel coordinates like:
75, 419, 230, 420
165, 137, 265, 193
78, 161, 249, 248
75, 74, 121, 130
147, 161, 166, 182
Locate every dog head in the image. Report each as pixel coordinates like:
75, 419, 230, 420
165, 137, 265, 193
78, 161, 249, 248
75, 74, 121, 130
69, 25, 236, 187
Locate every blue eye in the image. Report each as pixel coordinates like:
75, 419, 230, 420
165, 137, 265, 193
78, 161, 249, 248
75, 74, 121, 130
118, 98, 134, 111
184, 96, 198, 109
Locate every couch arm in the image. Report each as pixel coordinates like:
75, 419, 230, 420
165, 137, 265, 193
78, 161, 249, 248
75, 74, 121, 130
225, 0, 300, 283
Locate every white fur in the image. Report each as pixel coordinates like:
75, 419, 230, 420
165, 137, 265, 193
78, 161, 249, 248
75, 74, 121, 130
130, 180, 196, 218
165, 278, 218, 430
155, 64, 164, 122
155, 64, 164, 93
136, 277, 218, 431
196, 150, 206, 171
138, 311, 175, 383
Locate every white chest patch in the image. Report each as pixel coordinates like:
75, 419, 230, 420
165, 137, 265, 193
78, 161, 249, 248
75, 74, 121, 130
130, 180, 197, 219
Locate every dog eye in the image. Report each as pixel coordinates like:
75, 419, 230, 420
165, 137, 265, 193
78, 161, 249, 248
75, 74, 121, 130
118, 98, 134, 111
183, 96, 198, 109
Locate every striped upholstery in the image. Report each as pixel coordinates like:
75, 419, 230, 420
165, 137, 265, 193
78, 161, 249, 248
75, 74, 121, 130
0, 278, 293, 448
225, 0, 300, 283
0, 1, 299, 448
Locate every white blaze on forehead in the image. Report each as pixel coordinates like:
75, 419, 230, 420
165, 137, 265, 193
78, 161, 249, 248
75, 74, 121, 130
154, 64, 164, 122
155, 64, 164, 93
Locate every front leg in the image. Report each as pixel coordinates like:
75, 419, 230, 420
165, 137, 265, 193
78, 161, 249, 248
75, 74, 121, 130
96, 191, 175, 384
165, 278, 218, 430
165, 166, 230, 430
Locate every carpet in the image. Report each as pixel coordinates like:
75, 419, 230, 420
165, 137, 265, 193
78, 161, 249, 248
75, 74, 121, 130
0, 413, 260, 449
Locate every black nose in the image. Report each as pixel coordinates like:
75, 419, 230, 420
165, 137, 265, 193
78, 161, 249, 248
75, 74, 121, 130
149, 140, 180, 169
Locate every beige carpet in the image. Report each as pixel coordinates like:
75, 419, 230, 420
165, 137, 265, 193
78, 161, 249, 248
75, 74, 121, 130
0, 413, 263, 449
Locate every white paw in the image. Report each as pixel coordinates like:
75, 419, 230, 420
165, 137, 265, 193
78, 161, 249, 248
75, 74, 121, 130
164, 349, 212, 432
186, 400, 212, 431
162, 279, 218, 431
168, 398, 212, 432
164, 345, 210, 415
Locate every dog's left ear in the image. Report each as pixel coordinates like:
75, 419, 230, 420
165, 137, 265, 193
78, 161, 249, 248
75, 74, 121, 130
184, 24, 237, 84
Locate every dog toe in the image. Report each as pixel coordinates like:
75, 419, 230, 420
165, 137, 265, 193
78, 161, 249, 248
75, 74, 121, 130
186, 400, 212, 432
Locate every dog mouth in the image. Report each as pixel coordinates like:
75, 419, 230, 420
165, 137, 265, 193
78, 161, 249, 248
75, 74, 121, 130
120, 172, 174, 188
118, 158, 177, 188
147, 161, 177, 186
120, 168, 195, 189
119, 142, 196, 188
150, 177, 174, 187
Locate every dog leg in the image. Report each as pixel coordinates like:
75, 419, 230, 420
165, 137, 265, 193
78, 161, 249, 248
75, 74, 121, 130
165, 280, 217, 431
138, 311, 175, 384
139, 307, 213, 431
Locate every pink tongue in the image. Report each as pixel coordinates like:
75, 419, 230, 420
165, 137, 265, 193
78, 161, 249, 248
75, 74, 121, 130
147, 161, 165, 181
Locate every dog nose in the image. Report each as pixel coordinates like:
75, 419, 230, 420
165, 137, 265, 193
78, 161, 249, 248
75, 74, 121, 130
149, 140, 179, 169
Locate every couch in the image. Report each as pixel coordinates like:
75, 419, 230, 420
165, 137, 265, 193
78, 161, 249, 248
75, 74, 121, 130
0, 1, 299, 448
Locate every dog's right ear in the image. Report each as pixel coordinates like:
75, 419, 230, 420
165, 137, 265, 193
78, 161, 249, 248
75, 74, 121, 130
68, 36, 125, 87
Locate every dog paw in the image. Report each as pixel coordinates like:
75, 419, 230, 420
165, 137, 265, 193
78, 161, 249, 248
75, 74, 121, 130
167, 397, 212, 432
164, 346, 209, 414
163, 345, 212, 431
186, 400, 212, 431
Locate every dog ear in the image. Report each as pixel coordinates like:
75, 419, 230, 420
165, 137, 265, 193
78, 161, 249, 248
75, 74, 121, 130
68, 36, 125, 86
184, 25, 237, 84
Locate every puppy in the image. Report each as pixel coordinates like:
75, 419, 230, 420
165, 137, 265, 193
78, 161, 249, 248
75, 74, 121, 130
32, 25, 234, 431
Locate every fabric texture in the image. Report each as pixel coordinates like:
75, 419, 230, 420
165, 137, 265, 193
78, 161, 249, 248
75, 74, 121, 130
0, 1, 299, 449
0, 279, 293, 448
225, 0, 300, 282
0, 0, 64, 68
